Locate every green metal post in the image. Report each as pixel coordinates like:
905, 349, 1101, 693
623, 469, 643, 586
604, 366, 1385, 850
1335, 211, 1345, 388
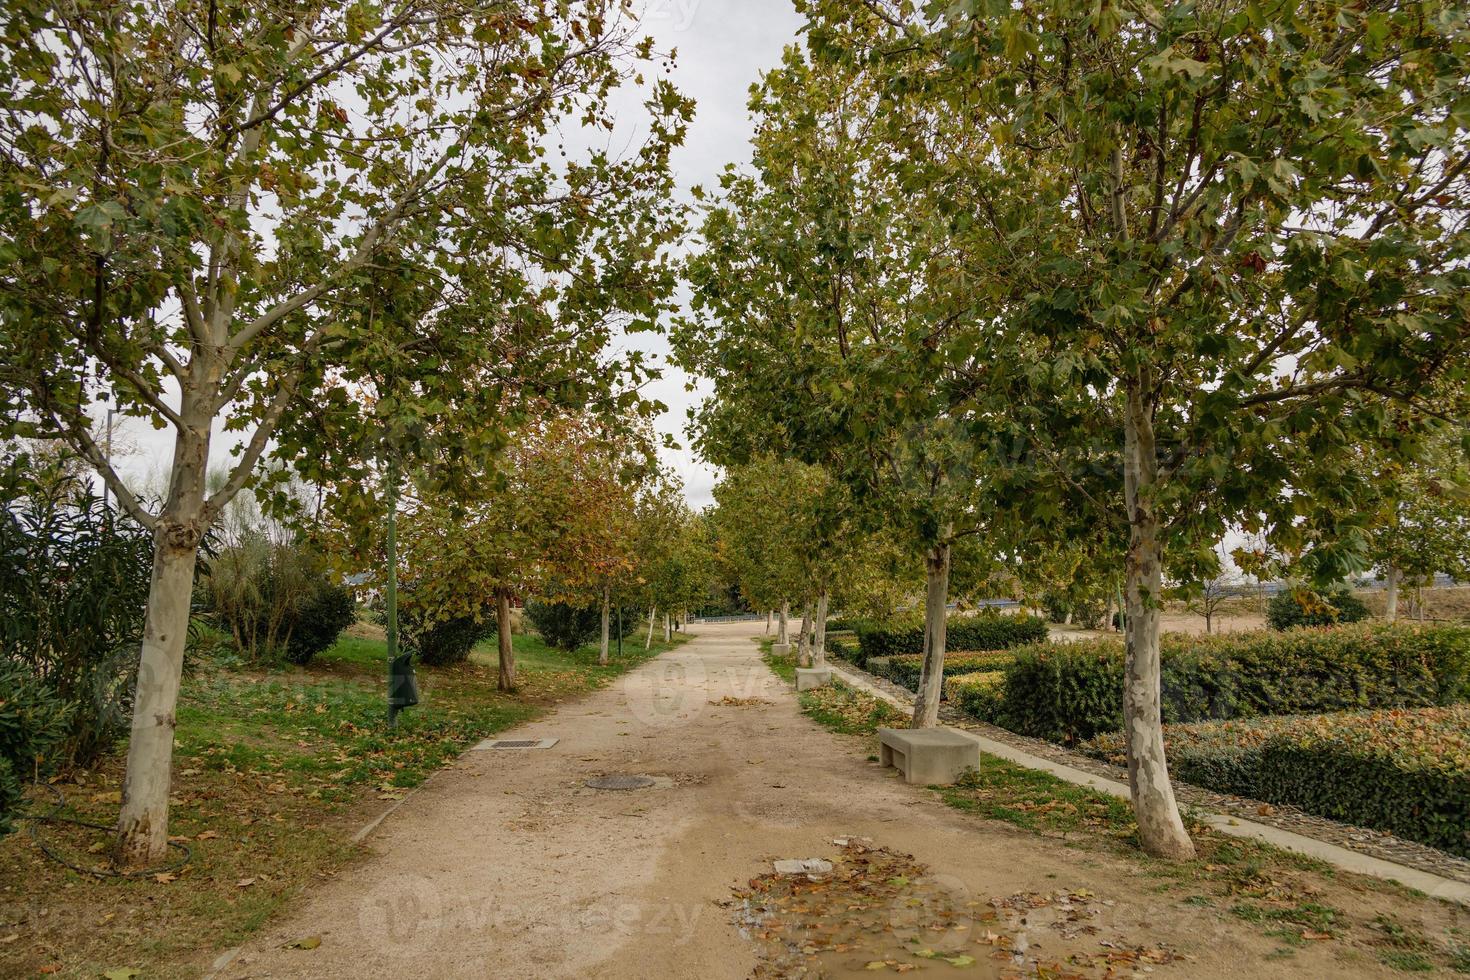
386, 455, 400, 727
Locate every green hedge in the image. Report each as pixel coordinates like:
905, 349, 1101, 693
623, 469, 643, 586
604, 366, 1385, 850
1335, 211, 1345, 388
947, 671, 1006, 718
969, 624, 1470, 744
854, 614, 1048, 665
1082, 706, 1470, 858
0, 661, 71, 837
876, 651, 1017, 691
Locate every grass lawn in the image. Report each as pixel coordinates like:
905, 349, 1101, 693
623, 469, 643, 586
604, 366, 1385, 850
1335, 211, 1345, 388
761, 641, 1470, 975
0, 626, 686, 979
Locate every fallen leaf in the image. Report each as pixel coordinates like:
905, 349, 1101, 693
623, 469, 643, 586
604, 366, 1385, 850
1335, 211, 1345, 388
945, 954, 976, 967
0, 933, 18, 944
103, 969, 141, 980
865, 963, 888, 971
237, 877, 257, 889
152, 872, 177, 884
284, 936, 322, 950
1301, 930, 1332, 941
196, 829, 221, 840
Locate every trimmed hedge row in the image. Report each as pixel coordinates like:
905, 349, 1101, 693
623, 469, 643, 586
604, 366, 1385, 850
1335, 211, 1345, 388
946, 671, 1006, 714
1081, 706, 1470, 858
966, 624, 1470, 744
875, 651, 1017, 692
853, 614, 1048, 666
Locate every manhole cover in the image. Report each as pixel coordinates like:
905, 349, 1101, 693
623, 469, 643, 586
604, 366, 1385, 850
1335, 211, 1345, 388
585, 774, 656, 791
493, 740, 541, 748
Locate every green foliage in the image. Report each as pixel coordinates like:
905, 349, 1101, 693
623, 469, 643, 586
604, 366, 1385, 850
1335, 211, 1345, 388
286, 585, 358, 667
524, 600, 599, 652
0, 660, 71, 836
1266, 586, 1370, 631
0, 479, 152, 767
876, 652, 1017, 691
401, 608, 491, 668
1082, 706, 1470, 858
975, 625, 1470, 743
199, 534, 354, 667
855, 613, 1048, 662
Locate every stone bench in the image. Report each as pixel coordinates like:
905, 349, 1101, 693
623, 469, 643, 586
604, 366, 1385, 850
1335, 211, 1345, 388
771, 642, 792, 657
795, 667, 832, 691
877, 727, 981, 786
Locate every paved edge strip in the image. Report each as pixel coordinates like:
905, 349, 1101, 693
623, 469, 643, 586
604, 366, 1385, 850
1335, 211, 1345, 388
827, 663, 1470, 909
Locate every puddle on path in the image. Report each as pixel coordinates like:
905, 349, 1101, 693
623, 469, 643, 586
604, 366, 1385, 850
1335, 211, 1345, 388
730, 839, 1183, 979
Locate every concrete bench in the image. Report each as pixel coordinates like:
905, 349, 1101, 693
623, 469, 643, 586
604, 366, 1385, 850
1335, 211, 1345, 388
795, 667, 832, 691
771, 642, 792, 657
878, 727, 980, 785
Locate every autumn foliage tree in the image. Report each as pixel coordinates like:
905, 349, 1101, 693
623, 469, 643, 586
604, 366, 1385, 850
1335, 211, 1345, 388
0, 0, 690, 865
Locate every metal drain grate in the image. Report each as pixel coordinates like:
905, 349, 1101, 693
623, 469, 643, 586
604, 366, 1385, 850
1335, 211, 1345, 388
470, 737, 558, 751
585, 774, 656, 791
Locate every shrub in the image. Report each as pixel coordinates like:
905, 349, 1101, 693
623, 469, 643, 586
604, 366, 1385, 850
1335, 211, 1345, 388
1082, 706, 1470, 858
0, 483, 152, 767
855, 613, 1048, 663
199, 534, 355, 665
973, 624, 1470, 744
0, 661, 71, 837
284, 582, 357, 665
403, 610, 492, 667
525, 600, 601, 652
877, 651, 1017, 692
946, 671, 1006, 719
1267, 585, 1369, 630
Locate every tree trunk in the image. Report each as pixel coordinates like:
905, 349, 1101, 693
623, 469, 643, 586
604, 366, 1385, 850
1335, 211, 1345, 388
813, 589, 829, 667
910, 539, 950, 729
114, 412, 212, 867
796, 601, 812, 667
1204, 610, 1213, 634
497, 588, 515, 692
1103, 590, 1114, 634
1384, 566, 1400, 622
599, 585, 611, 666
1122, 387, 1196, 860
777, 601, 789, 644
646, 606, 656, 649
663, 612, 671, 642
765, 609, 772, 634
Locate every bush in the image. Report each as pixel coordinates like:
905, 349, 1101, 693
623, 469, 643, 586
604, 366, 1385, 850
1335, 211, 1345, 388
971, 624, 1470, 744
1267, 584, 1369, 630
945, 671, 1006, 718
0, 483, 152, 768
403, 610, 492, 667
1081, 705, 1470, 858
284, 583, 357, 665
199, 534, 355, 665
0, 660, 71, 837
876, 651, 1017, 692
525, 600, 601, 652
855, 613, 1048, 663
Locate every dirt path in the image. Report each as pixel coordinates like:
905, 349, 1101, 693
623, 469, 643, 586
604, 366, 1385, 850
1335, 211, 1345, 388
219, 622, 1408, 979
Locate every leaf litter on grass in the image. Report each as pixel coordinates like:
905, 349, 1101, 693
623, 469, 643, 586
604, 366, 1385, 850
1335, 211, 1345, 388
730, 839, 1184, 979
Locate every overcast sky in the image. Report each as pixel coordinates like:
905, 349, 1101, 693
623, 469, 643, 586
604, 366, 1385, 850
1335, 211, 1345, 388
613, 0, 807, 508
105, 0, 803, 511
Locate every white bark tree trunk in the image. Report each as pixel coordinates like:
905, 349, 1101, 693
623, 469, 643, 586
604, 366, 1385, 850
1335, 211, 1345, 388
663, 612, 671, 642
777, 601, 789, 645
599, 585, 611, 666
646, 606, 656, 649
765, 609, 772, 634
1122, 387, 1196, 860
115, 402, 213, 867
813, 589, 829, 667
1384, 566, 1400, 622
910, 540, 950, 729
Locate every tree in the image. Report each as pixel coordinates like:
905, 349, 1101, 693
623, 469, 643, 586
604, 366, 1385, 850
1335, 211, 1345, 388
1366, 429, 1470, 620
0, 1, 690, 865
805, 0, 1470, 858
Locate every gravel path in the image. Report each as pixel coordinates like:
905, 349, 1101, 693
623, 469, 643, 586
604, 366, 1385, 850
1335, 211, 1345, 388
213, 623, 1425, 979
